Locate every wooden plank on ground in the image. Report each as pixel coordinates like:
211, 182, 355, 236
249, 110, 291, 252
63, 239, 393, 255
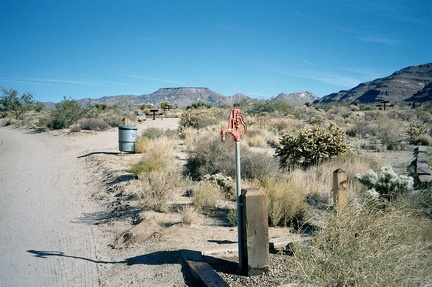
180, 250, 229, 287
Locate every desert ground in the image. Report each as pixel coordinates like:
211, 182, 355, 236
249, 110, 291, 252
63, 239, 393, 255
0, 117, 416, 286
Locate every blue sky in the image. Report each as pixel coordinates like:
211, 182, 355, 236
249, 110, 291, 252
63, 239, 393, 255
1, 0, 431, 103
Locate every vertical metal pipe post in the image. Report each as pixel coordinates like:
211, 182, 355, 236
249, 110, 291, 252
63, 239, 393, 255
235, 141, 245, 273
220, 108, 248, 275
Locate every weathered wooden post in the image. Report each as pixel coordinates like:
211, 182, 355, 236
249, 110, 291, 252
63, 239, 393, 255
333, 168, 348, 209
241, 188, 269, 276
221, 109, 248, 275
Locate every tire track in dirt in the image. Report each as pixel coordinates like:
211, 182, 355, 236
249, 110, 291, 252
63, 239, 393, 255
0, 127, 100, 286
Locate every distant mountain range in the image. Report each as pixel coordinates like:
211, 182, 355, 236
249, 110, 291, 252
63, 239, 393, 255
48, 63, 431, 109
77, 87, 319, 108
316, 63, 432, 104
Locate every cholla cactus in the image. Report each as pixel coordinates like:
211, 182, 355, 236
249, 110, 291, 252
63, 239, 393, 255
355, 166, 414, 200
202, 173, 235, 200
275, 123, 351, 168
407, 120, 428, 143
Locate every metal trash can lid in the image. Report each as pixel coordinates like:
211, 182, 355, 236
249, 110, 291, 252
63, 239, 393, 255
118, 125, 137, 130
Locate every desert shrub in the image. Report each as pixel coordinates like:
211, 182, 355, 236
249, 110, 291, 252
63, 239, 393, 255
412, 134, 432, 146
371, 115, 406, 150
131, 158, 165, 176
131, 136, 180, 212
189, 100, 212, 109
191, 181, 223, 211
185, 136, 280, 181
257, 177, 307, 227
141, 127, 165, 139
247, 99, 291, 115
138, 169, 180, 213
0, 87, 35, 119
355, 166, 414, 201
77, 118, 110, 131
244, 129, 267, 147
134, 137, 150, 153
407, 120, 428, 143
288, 202, 432, 286
181, 205, 195, 225
407, 119, 428, 137
202, 173, 235, 200
307, 114, 326, 125
290, 105, 318, 121
275, 123, 351, 168
179, 109, 222, 129
226, 209, 237, 226
48, 97, 86, 129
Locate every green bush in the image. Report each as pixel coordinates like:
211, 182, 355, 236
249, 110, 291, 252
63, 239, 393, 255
247, 99, 291, 115
48, 97, 86, 129
275, 123, 351, 168
131, 158, 165, 177
0, 87, 34, 119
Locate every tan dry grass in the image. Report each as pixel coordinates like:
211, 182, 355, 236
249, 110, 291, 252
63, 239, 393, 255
191, 181, 223, 211
289, 201, 432, 286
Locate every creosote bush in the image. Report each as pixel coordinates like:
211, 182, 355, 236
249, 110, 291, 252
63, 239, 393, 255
48, 97, 86, 129
275, 123, 351, 168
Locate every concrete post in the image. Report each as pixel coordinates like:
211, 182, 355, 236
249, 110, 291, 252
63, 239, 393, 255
333, 168, 348, 209
241, 188, 269, 276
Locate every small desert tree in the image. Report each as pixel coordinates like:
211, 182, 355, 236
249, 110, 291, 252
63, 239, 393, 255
275, 123, 351, 168
0, 87, 35, 119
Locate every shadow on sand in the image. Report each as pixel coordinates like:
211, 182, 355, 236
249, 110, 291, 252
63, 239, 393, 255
27, 249, 237, 285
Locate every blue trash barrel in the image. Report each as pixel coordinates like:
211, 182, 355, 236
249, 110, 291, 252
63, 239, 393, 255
118, 125, 138, 152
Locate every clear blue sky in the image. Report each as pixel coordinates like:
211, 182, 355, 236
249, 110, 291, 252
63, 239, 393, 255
1, 0, 431, 103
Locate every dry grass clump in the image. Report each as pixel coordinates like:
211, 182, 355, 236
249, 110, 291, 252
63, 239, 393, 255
134, 136, 150, 153
191, 181, 223, 211
181, 205, 196, 225
137, 168, 181, 213
130, 136, 180, 212
135, 127, 179, 153
288, 201, 432, 286
281, 154, 381, 209
257, 177, 307, 227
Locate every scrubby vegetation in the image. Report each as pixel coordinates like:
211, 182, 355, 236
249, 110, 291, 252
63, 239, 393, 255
2, 88, 432, 285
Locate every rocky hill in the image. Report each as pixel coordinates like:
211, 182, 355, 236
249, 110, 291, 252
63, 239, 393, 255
317, 63, 432, 104
275, 91, 319, 106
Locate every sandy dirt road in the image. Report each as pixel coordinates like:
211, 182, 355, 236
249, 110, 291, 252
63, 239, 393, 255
0, 127, 104, 286
0, 119, 194, 287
